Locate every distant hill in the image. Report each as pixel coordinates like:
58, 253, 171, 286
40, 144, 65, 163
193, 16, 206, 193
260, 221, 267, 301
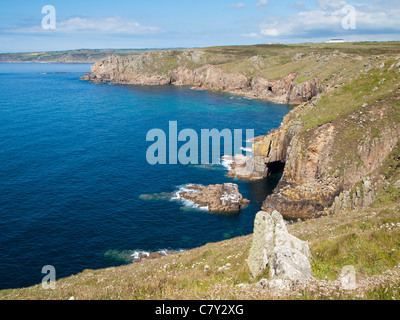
0, 49, 177, 63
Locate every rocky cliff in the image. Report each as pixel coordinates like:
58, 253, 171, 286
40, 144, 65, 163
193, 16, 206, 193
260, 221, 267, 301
229, 54, 400, 219
82, 44, 400, 220
81, 49, 322, 104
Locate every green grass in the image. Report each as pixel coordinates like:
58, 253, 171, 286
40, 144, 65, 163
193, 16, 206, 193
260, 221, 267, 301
0, 49, 163, 63
300, 66, 400, 132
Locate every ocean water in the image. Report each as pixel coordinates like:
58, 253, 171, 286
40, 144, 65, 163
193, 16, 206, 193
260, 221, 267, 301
0, 63, 292, 290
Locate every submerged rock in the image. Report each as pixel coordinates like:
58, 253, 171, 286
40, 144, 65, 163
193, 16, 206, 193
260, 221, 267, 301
247, 210, 312, 283
177, 183, 249, 213
139, 192, 173, 201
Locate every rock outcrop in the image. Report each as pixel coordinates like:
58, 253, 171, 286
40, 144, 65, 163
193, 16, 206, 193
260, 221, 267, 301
176, 183, 249, 213
247, 210, 312, 283
329, 177, 375, 215
81, 50, 322, 104
228, 84, 400, 219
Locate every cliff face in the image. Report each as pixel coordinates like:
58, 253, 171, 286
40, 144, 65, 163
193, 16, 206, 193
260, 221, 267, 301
81, 45, 400, 220
229, 60, 400, 219
81, 53, 172, 85
81, 50, 322, 104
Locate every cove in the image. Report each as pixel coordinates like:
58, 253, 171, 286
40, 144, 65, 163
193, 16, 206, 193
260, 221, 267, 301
0, 63, 292, 289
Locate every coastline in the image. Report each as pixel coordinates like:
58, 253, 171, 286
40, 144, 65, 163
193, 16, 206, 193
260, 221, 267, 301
1, 43, 400, 298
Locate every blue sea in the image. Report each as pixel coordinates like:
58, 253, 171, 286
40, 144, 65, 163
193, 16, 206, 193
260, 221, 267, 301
0, 63, 292, 290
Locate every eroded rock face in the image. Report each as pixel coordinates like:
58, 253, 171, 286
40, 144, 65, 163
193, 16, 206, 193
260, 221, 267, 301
81, 51, 322, 105
177, 183, 249, 213
247, 210, 312, 282
224, 154, 267, 180
170, 65, 249, 92
329, 177, 375, 215
228, 90, 400, 219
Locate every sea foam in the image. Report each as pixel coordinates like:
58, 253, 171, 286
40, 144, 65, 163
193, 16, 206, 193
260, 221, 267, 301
171, 184, 209, 211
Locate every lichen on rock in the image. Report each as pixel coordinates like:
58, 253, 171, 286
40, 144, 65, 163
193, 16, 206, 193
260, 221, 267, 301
247, 210, 312, 284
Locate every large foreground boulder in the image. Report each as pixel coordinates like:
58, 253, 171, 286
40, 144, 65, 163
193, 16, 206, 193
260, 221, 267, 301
247, 210, 312, 282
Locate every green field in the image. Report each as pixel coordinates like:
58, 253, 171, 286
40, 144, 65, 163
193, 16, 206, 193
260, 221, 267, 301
0, 48, 175, 63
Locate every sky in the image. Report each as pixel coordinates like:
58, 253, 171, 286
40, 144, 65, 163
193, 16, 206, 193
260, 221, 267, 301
0, 0, 399, 52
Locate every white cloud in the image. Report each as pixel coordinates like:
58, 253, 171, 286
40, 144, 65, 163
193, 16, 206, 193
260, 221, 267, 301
260, 28, 280, 36
257, 0, 268, 7
6, 16, 162, 35
259, 3, 400, 39
229, 3, 246, 8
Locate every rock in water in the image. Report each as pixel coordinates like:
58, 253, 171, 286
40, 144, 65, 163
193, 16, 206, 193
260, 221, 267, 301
178, 183, 249, 213
247, 210, 312, 282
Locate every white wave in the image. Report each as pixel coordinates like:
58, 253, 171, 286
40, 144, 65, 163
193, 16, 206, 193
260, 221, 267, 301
180, 198, 209, 211
171, 183, 200, 200
171, 184, 210, 211
131, 248, 186, 261
131, 251, 150, 260
221, 159, 233, 170
240, 147, 253, 153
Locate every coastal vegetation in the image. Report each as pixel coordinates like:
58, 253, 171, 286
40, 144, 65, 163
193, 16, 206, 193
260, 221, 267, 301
0, 49, 161, 63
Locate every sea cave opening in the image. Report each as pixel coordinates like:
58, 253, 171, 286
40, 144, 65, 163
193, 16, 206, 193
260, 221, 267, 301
267, 161, 285, 176
248, 161, 285, 202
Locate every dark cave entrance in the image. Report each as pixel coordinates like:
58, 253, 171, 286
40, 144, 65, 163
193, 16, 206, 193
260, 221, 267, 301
267, 161, 285, 176
248, 161, 285, 202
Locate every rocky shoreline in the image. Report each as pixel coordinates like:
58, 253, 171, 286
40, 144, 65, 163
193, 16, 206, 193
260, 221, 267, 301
131, 249, 179, 263
80, 50, 322, 105
226, 83, 400, 219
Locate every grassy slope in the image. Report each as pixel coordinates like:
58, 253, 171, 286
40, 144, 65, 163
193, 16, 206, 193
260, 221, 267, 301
192, 42, 400, 83
106, 42, 400, 85
1, 42, 400, 300
1, 204, 399, 300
